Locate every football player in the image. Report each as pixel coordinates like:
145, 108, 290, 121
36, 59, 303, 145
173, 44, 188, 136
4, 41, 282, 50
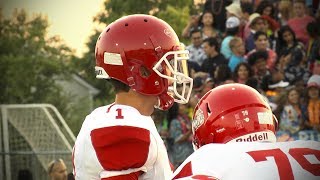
173, 83, 320, 180
73, 14, 193, 179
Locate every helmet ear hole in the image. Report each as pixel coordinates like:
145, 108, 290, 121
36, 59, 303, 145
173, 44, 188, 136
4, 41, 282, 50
206, 103, 211, 115
140, 66, 151, 78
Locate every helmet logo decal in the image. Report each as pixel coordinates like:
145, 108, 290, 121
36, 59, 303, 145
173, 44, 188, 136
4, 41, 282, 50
164, 28, 172, 37
241, 110, 250, 122
235, 120, 244, 130
192, 109, 204, 134
216, 127, 225, 133
257, 112, 273, 125
104, 52, 123, 65
95, 66, 110, 79
228, 131, 277, 143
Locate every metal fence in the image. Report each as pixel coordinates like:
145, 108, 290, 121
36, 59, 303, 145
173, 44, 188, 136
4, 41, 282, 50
0, 104, 75, 180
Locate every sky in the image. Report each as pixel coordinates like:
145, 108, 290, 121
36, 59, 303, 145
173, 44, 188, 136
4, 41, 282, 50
1, 0, 105, 57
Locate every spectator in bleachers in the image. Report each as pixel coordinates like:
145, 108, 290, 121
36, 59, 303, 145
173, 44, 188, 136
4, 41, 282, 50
192, 75, 206, 96
306, 21, 320, 74
261, 15, 280, 50
182, 14, 200, 38
203, 0, 233, 33
246, 31, 277, 70
168, 103, 193, 169
233, 62, 254, 84
261, 68, 288, 94
228, 37, 246, 72
278, 0, 294, 26
292, 78, 306, 100
47, 158, 67, 180
213, 64, 233, 86
255, 0, 277, 20
186, 28, 207, 67
182, 11, 221, 41
276, 87, 306, 137
199, 11, 222, 41
287, 0, 315, 47
152, 109, 170, 149
245, 13, 267, 52
276, 25, 305, 60
226, 1, 243, 19
282, 47, 311, 85
201, 37, 228, 78
221, 16, 241, 59
247, 50, 270, 83
305, 74, 320, 132
241, 1, 255, 40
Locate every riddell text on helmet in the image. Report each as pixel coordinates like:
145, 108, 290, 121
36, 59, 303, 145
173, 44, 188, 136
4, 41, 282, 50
235, 132, 268, 142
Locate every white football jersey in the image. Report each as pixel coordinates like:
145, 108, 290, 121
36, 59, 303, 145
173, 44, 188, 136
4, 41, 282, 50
73, 104, 172, 180
173, 141, 320, 180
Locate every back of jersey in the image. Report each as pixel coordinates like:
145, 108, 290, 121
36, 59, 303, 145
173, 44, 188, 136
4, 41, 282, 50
73, 104, 172, 179
173, 141, 320, 180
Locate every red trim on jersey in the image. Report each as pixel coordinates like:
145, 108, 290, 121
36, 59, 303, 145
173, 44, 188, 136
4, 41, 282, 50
191, 175, 219, 179
101, 171, 143, 180
91, 126, 150, 171
106, 103, 115, 113
170, 161, 175, 171
173, 161, 192, 179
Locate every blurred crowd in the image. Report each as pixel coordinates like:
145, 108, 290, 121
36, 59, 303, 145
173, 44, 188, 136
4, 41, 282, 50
152, 0, 320, 169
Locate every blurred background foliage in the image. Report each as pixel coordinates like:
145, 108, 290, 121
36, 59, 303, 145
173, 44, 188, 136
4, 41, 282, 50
1, 0, 204, 134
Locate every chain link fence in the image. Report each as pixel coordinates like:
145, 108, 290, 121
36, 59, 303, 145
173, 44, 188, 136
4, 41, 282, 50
0, 104, 75, 180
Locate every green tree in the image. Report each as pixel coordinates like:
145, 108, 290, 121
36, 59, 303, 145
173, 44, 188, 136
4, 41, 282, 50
74, 0, 203, 107
0, 9, 73, 116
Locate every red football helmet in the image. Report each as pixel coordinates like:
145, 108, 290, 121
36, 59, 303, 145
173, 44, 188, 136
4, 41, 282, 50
192, 83, 278, 149
95, 14, 193, 110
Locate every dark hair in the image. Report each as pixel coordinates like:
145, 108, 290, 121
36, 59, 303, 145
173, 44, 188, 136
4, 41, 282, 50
108, 79, 130, 93
247, 50, 269, 66
277, 25, 297, 50
241, 2, 254, 14
288, 48, 304, 67
214, 64, 231, 84
203, 37, 220, 52
226, 26, 239, 36
306, 21, 320, 38
256, 0, 275, 18
233, 62, 254, 81
253, 31, 268, 41
190, 27, 203, 37
245, 77, 260, 90
167, 102, 179, 121
198, 10, 216, 28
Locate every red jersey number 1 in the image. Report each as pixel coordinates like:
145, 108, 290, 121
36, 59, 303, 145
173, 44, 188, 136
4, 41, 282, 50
247, 148, 320, 180
116, 108, 124, 119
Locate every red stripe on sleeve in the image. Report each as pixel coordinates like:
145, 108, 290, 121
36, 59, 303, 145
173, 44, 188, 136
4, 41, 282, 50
101, 171, 143, 180
173, 161, 193, 179
91, 126, 150, 171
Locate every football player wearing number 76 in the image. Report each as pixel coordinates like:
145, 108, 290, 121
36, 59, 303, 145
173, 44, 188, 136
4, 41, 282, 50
73, 14, 193, 180
172, 83, 320, 180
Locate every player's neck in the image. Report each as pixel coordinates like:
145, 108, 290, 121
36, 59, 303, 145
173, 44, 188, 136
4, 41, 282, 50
115, 90, 156, 116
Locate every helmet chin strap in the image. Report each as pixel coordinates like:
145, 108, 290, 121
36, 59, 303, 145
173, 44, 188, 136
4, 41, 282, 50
155, 92, 174, 111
